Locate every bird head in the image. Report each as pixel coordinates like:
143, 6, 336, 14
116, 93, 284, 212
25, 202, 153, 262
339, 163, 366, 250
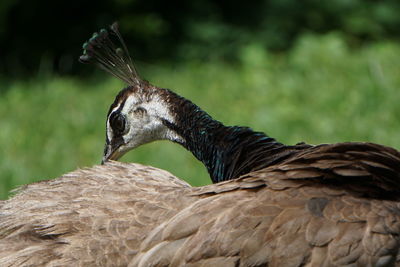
80, 23, 183, 164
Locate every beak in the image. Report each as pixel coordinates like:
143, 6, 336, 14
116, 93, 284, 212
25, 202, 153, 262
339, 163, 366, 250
102, 143, 124, 164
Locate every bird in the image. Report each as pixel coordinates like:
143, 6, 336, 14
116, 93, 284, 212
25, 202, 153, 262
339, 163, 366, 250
82, 23, 400, 187
2, 23, 400, 267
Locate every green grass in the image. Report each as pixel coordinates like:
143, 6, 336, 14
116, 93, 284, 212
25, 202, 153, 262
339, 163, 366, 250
1, 33, 400, 199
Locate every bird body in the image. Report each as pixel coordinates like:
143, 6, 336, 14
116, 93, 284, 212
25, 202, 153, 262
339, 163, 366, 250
134, 142, 400, 266
1, 144, 400, 266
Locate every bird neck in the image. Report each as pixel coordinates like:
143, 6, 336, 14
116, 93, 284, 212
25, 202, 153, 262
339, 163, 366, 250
162, 89, 288, 183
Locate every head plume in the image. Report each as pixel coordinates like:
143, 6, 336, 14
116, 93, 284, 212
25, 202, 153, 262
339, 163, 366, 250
79, 22, 142, 87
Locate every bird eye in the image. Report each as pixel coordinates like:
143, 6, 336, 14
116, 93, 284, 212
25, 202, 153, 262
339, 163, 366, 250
134, 107, 146, 114
109, 112, 126, 135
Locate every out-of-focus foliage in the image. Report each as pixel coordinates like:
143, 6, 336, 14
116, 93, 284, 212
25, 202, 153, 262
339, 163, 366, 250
1, 2, 399, 198
1, 33, 399, 199
0, 0, 399, 77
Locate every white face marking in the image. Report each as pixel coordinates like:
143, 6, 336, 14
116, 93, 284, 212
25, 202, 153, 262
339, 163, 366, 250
106, 91, 184, 160
106, 103, 123, 145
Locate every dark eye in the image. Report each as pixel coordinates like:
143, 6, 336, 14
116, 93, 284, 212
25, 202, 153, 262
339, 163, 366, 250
134, 107, 146, 114
109, 112, 126, 135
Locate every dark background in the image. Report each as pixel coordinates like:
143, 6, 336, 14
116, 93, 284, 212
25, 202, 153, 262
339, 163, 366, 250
1, 0, 399, 77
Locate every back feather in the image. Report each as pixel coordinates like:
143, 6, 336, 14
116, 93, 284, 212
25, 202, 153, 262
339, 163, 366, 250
1, 152, 400, 266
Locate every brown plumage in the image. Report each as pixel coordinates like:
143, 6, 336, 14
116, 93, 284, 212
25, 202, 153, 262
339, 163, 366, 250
0, 162, 193, 266
1, 142, 400, 266
134, 142, 400, 266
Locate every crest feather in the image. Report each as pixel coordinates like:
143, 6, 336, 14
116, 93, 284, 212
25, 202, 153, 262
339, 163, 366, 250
79, 22, 142, 87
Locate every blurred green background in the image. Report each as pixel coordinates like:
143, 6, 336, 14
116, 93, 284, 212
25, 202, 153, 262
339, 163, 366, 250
0, 0, 399, 199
